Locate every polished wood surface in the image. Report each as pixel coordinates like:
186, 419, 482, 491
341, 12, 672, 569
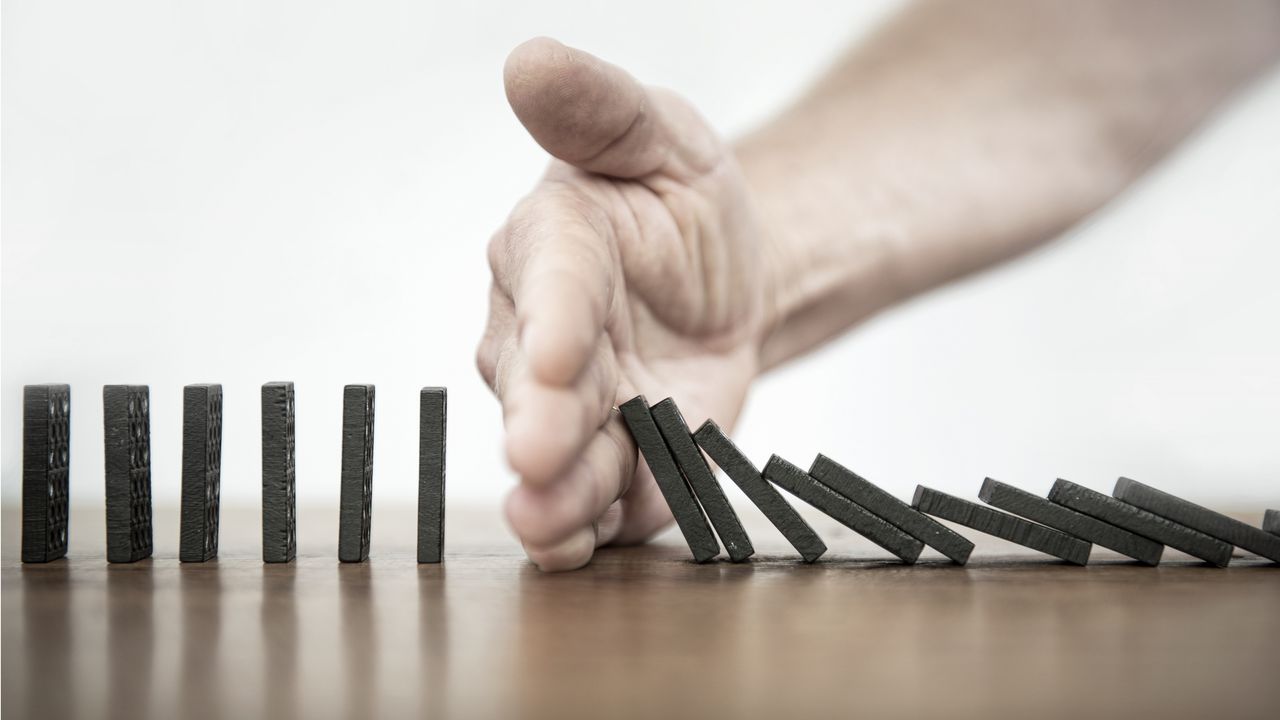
3, 505, 1278, 719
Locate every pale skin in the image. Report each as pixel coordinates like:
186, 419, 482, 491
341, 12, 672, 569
476, 0, 1280, 570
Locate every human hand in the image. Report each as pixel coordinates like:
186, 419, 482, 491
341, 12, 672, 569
476, 38, 775, 570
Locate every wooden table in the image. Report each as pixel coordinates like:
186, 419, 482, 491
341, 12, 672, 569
3, 505, 1278, 719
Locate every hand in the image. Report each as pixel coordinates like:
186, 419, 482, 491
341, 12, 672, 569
476, 38, 775, 571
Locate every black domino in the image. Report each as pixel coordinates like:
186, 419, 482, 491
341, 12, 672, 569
417, 387, 447, 564
1048, 479, 1231, 567
104, 385, 153, 563
810, 454, 973, 564
913, 485, 1090, 565
339, 385, 376, 563
1112, 477, 1280, 564
22, 384, 71, 563
261, 382, 296, 563
180, 384, 223, 562
764, 455, 923, 563
1265, 510, 1279, 536
650, 398, 754, 562
693, 420, 826, 562
619, 396, 719, 563
979, 478, 1163, 565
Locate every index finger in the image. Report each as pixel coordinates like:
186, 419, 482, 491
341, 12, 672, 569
493, 185, 620, 387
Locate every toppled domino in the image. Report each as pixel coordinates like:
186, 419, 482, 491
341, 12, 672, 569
913, 485, 1090, 565
979, 478, 1163, 565
261, 382, 297, 563
810, 454, 973, 564
694, 420, 826, 563
1048, 479, 1231, 567
23, 384, 71, 563
651, 398, 754, 562
620, 396, 719, 563
417, 387, 447, 564
180, 384, 223, 562
1112, 477, 1280, 564
104, 385, 154, 563
339, 384, 376, 563
764, 455, 923, 563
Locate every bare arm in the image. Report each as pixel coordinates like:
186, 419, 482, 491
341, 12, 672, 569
742, 0, 1280, 368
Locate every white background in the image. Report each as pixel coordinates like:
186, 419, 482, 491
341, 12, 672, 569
4, 1, 1278, 515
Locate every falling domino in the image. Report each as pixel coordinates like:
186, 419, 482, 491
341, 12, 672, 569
180, 384, 223, 563
693, 420, 826, 563
1048, 479, 1231, 567
620, 396, 719, 563
1112, 477, 1280, 564
104, 385, 154, 563
979, 478, 1163, 565
650, 398, 754, 562
764, 455, 924, 563
417, 387, 447, 564
22, 384, 71, 563
810, 454, 973, 564
912, 485, 1091, 565
261, 382, 296, 563
339, 385, 376, 563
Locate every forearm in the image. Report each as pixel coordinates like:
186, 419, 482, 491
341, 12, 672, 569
739, 0, 1280, 370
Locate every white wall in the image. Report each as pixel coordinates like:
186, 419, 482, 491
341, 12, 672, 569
4, 0, 1277, 511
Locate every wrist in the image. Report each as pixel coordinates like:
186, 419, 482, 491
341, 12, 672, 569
736, 139, 907, 371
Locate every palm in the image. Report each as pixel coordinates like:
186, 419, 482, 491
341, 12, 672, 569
539, 153, 767, 542
480, 37, 771, 567
614, 172, 762, 411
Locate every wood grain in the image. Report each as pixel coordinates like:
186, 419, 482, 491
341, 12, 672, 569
3, 504, 1278, 720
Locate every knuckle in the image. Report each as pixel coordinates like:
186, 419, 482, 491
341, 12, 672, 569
511, 180, 605, 235
486, 227, 508, 275
491, 339, 521, 400
475, 343, 497, 390
604, 416, 637, 500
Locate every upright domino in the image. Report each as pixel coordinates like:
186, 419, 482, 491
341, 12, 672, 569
694, 420, 827, 563
339, 384, 375, 563
22, 384, 71, 563
104, 385, 153, 563
650, 398, 754, 562
620, 395, 719, 563
417, 387, 447, 564
810, 454, 974, 564
764, 455, 924, 563
1048, 479, 1232, 567
1112, 477, 1280, 564
180, 384, 223, 562
261, 382, 297, 563
913, 485, 1091, 565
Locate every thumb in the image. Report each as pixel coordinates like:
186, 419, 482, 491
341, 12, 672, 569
503, 37, 716, 179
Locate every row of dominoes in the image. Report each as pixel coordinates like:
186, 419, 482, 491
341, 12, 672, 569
620, 395, 1280, 566
20, 383, 447, 565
